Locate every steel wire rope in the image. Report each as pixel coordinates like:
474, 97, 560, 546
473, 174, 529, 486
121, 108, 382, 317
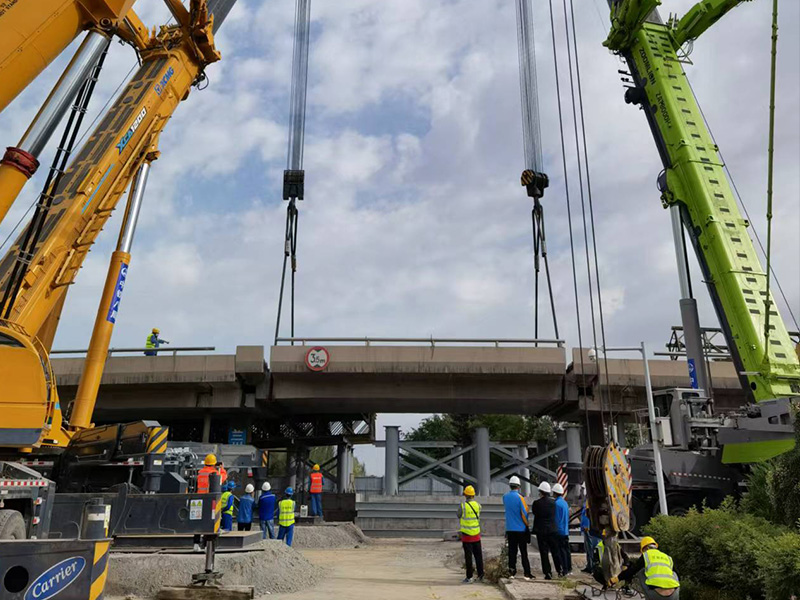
546, 0, 593, 444
566, 0, 616, 436
558, 0, 608, 438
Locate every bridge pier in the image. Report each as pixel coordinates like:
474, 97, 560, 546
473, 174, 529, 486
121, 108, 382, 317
473, 427, 491, 496
337, 443, 352, 492
516, 445, 531, 496
384, 426, 400, 495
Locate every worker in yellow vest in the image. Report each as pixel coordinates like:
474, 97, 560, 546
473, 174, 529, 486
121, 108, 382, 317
618, 536, 680, 599
277, 487, 296, 547
456, 485, 484, 583
220, 481, 235, 532
144, 327, 169, 356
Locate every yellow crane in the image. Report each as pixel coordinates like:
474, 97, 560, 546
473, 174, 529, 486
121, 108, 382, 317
0, 0, 231, 451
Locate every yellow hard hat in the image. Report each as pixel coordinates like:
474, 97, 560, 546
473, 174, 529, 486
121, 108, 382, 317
313, 464, 320, 471
640, 536, 658, 551
152, 327, 160, 334
463, 485, 476, 496
204, 453, 217, 466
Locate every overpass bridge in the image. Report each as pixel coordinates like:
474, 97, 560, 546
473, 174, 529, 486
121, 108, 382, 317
51, 338, 747, 446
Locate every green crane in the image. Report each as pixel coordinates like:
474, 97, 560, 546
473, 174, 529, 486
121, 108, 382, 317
605, 0, 800, 463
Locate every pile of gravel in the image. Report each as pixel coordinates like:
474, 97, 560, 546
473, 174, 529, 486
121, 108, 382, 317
107, 541, 324, 598
292, 522, 369, 549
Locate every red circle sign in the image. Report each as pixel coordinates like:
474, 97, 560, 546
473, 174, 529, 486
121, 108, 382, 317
305, 347, 330, 371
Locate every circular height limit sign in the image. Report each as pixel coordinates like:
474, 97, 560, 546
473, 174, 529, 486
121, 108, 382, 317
305, 347, 330, 371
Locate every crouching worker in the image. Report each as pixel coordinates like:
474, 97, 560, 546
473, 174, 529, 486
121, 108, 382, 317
618, 536, 680, 599
457, 485, 484, 584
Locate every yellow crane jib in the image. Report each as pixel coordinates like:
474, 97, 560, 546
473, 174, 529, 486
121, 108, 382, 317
0, 0, 231, 450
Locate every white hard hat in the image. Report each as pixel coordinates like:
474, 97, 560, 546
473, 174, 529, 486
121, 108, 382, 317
245, 483, 255, 493
552, 483, 564, 495
509, 475, 521, 487
538, 481, 552, 494
261, 481, 271, 492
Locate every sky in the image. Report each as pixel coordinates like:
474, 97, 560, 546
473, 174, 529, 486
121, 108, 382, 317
1, 0, 797, 475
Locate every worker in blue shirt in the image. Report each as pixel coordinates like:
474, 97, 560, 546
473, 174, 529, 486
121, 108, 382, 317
503, 476, 534, 580
237, 483, 255, 531
144, 327, 169, 356
220, 481, 236, 532
258, 481, 277, 539
580, 496, 601, 574
552, 483, 572, 576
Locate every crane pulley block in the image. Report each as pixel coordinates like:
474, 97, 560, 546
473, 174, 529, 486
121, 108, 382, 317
520, 169, 549, 200
283, 169, 305, 201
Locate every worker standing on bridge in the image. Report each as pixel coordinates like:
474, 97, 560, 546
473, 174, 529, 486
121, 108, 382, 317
197, 454, 228, 493
309, 464, 324, 519
456, 485, 484, 583
237, 483, 255, 531
220, 481, 235, 532
144, 327, 169, 356
617, 537, 680, 599
503, 476, 534, 580
258, 482, 276, 539
552, 483, 572, 576
531, 481, 562, 580
277, 487, 296, 547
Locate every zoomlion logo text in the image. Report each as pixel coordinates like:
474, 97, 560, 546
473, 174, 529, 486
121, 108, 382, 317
24, 556, 86, 600
116, 107, 147, 154
154, 66, 174, 96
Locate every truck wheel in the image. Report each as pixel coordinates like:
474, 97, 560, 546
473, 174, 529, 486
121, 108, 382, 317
0, 510, 26, 540
630, 495, 651, 535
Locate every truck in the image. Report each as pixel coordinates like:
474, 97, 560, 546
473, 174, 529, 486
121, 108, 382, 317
585, 0, 800, 574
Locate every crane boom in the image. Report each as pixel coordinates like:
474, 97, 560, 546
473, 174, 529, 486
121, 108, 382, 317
0, 0, 231, 449
604, 0, 800, 425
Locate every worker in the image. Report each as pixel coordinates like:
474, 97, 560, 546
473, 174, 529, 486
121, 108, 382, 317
258, 482, 276, 539
456, 485, 484, 583
592, 534, 630, 588
617, 536, 680, 599
277, 487, 296, 547
309, 463, 324, 519
530, 481, 562, 580
503, 475, 534, 580
196, 453, 228, 493
237, 483, 255, 531
220, 481, 236, 532
552, 483, 572, 576
144, 327, 169, 356
580, 498, 600, 574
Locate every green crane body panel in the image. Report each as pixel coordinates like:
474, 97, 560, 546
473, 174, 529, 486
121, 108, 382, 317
607, 7, 800, 405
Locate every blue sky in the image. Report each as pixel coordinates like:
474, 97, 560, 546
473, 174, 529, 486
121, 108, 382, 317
1, 0, 797, 474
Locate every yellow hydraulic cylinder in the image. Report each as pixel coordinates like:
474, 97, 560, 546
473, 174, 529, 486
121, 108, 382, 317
0, 160, 32, 225
71, 162, 149, 430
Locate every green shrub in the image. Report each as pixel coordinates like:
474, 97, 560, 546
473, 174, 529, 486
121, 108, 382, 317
643, 500, 799, 600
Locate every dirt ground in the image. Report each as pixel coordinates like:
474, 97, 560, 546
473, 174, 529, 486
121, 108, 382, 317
268, 538, 507, 600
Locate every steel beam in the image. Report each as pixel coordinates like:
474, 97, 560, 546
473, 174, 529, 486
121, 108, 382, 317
384, 426, 400, 495
398, 445, 478, 485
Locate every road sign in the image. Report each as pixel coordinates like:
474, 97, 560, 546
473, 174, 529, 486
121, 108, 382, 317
687, 358, 699, 389
305, 346, 330, 371
228, 429, 246, 445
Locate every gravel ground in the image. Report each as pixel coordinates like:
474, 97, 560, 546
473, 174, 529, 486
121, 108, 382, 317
291, 522, 369, 549
107, 541, 324, 599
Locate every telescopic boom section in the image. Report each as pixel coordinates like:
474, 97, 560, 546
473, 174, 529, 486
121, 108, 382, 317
605, 0, 800, 403
0, 0, 233, 448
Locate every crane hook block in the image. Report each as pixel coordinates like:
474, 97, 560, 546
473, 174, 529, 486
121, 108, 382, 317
283, 169, 305, 201
520, 170, 549, 200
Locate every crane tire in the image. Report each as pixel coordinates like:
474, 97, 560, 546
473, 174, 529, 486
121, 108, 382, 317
0, 509, 26, 540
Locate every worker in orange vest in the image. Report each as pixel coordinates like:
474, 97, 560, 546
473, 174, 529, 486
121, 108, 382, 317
197, 453, 228, 493
309, 464, 324, 519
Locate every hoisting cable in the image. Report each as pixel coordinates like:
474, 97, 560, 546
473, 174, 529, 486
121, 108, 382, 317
546, 0, 593, 443
274, 0, 311, 346
763, 0, 779, 350
0, 38, 111, 319
565, 0, 615, 435
515, 0, 559, 342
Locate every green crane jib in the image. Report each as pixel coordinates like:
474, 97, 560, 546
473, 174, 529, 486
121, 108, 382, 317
605, 0, 800, 462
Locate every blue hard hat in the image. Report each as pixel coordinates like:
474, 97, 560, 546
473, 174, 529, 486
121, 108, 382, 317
227, 481, 236, 490
285, 487, 294, 495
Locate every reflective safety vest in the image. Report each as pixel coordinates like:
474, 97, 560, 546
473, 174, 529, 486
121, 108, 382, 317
279, 499, 296, 527
146, 334, 157, 349
460, 501, 481, 537
643, 549, 680, 589
310, 472, 323, 494
221, 491, 234, 516
598, 541, 604, 563
197, 466, 228, 493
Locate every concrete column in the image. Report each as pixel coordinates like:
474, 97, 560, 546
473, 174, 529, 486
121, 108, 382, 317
384, 426, 400, 496
565, 424, 582, 464
337, 443, 351, 492
286, 450, 297, 490
516, 446, 531, 496
201, 413, 211, 443
473, 427, 491, 497
615, 419, 628, 449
